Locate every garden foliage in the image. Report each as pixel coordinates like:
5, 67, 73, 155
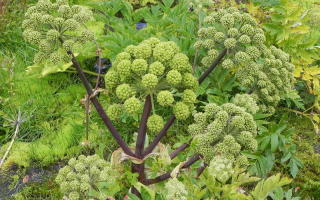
1, 0, 319, 199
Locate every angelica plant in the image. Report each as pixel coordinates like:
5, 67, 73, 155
21, 1, 299, 199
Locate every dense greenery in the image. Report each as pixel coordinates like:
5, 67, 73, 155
0, 0, 320, 199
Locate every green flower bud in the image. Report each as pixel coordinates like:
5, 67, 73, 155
182, 73, 198, 90
203, 39, 215, 49
238, 35, 251, 44
54, 17, 65, 27
188, 123, 203, 136
252, 34, 266, 44
132, 59, 148, 74
40, 14, 54, 24
194, 41, 203, 50
170, 53, 189, 73
228, 7, 239, 13
147, 114, 164, 133
204, 16, 215, 25
207, 27, 217, 37
182, 89, 196, 103
237, 155, 249, 167
227, 28, 239, 38
207, 49, 219, 59
37, 0, 52, 11
124, 97, 141, 114
220, 14, 235, 28
68, 191, 80, 200
39, 40, 52, 53
235, 51, 250, 63
166, 70, 182, 85
149, 61, 165, 76
153, 42, 175, 62
222, 59, 234, 69
246, 46, 261, 60
198, 28, 208, 37
201, 56, 213, 66
214, 32, 225, 42
157, 90, 174, 107
144, 37, 160, 48
62, 40, 75, 51
71, 5, 83, 14
73, 11, 91, 23
46, 29, 60, 41
64, 19, 79, 31
224, 38, 237, 49
117, 60, 131, 76
58, 5, 72, 18
105, 71, 120, 91
240, 24, 254, 36
142, 74, 158, 88
81, 29, 94, 43
50, 51, 63, 64
56, 0, 68, 6
116, 84, 133, 100
134, 43, 152, 59
173, 102, 190, 120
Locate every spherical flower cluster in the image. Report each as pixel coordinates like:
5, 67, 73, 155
147, 114, 164, 133
182, 89, 196, 104
173, 102, 191, 121
165, 178, 188, 200
142, 74, 158, 89
190, 102, 258, 163
153, 42, 176, 62
182, 73, 199, 90
170, 53, 190, 73
134, 44, 152, 60
104, 71, 120, 91
22, 0, 94, 65
55, 155, 118, 199
224, 38, 237, 49
132, 59, 148, 75
124, 97, 141, 115
106, 104, 123, 121
116, 84, 134, 100
157, 91, 174, 107
149, 61, 165, 76
167, 70, 182, 85
233, 94, 259, 114
222, 59, 234, 69
208, 155, 234, 183
220, 14, 235, 28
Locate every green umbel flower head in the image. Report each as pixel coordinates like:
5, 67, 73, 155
56, 155, 118, 198
22, 0, 94, 65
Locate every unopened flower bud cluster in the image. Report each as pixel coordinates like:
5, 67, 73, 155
165, 178, 188, 200
195, 7, 295, 113
22, 0, 93, 65
104, 38, 199, 134
189, 98, 258, 164
55, 154, 118, 200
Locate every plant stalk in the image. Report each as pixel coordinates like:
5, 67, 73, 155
68, 51, 135, 157
141, 155, 200, 185
198, 48, 227, 84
